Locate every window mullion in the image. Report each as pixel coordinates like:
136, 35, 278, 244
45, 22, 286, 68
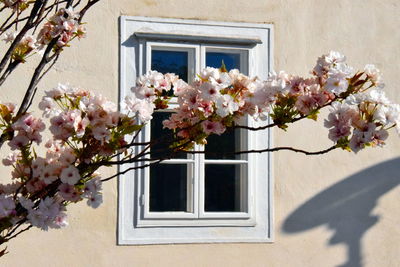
196, 144, 204, 218
195, 44, 201, 77
200, 44, 206, 70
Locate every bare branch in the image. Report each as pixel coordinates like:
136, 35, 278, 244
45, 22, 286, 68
99, 144, 338, 183
235, 96, 342, 131
3, 219, 27, 239
78, 0, 100, 23
183, 145, 339, 156
0, 15, 30, 36
38, 53, 59, 81
73, 0, 83, 8
16, 37, 58, 116
4, 225, 32, 243
101, 159, 163, 182
234, 115, 306, 131
25, 87, 38, 111
0, 11, 16, 33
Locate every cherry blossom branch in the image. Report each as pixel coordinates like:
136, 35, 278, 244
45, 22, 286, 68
0, 1, 101, 149
184, 145, 339, 156
99, 144, 338, 183
0, 0, 45, 75
235, 98, 339, 131
101, 144, 339, 167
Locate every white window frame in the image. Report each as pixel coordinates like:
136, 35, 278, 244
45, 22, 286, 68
119, 16, 274, 244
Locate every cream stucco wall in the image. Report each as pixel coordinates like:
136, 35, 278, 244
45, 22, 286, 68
1, 0, 400, 266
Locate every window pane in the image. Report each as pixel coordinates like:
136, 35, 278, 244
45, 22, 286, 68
151, 112, 187, 159
204, 164, 245, 212
205, 128, 241, 159
151, 50, 189, 82
150, 164, 189, 212
206, 52, 241, 71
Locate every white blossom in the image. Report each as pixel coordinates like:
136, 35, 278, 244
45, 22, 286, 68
60, 166, 81, 185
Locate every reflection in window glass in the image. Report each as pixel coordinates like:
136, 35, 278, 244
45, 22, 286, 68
205, 128, 241, 160
151, 112, 186, 159
151, 50, 189, 82
204, 164, 244, 212
150, 164, 188, 212
206, 52, 240, 71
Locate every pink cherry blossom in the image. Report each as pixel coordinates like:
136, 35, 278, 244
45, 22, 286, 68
58, 183, 81, 202
60, 166, 81, 185
0, 194, 16, 219
201, 120, 226, 135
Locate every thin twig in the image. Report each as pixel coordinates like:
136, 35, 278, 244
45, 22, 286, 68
3, 219, 26, 239
32, 0, 51, 34
234, 115, 306, 131
0, 11, 16, 33
235, 96, 341, 131
78, 0, 100, 23
0, 60, 19, 86
0, 15, 30, 34
25, 87, 38, 111
100, 145, 338, 183
183, 145, 339, 156
4, 225, 32, 243
38, 53, 59, 81
73, 0, 83, 8
101, 160, 163, 182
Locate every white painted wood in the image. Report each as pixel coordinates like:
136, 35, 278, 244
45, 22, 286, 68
135, 31, 262, 45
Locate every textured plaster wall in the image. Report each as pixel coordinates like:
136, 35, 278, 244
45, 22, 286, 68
1, 0, 399, 266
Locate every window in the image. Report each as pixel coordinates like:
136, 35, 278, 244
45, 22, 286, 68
119, 16, 273, 244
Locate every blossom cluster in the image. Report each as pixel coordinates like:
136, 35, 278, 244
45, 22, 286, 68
2, 7, 86, 62
126, 51, 399, 153
125, 71, 180, 122
37, 7, 86, 49
0, 84, 137, 234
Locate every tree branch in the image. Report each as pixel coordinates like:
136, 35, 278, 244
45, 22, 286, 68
16, 38, 58, 116
78, 0, 100, 23
0, 0, 46, 75
101, 159, 163, 182
184, 144, 339, 156
99, 145, 338, 183
4, 225, 32, 243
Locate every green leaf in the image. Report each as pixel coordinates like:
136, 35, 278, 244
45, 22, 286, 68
121, 124, 143, 135
336, 137, 351, 151
307, 110, 320, 121
219, 60, 228, 73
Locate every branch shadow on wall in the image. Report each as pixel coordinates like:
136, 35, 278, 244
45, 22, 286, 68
282, 157, 400, 267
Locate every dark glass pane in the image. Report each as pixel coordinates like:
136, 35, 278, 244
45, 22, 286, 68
151, 50, 189, 82
151, 112, 187, 159
205, 164, 243, 212
206, 52, 241, 71
150, 164, 188, 212
205, 128, 241, 159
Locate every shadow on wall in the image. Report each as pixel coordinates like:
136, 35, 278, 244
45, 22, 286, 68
282, 157, 400, 267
